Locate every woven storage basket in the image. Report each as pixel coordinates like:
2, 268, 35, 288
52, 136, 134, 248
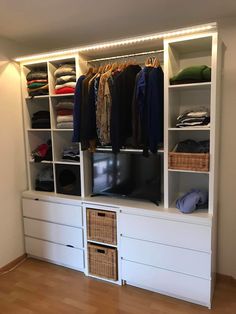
87, 208, 117, 245
88, 243, 118, 280
168, 152, 209, 172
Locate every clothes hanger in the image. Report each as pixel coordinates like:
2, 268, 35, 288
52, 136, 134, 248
86, 67, 94, 76
153, 57, 160, 68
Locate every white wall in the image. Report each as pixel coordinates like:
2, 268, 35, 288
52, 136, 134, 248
217, 17, 236, 279
0, 59, 27, 267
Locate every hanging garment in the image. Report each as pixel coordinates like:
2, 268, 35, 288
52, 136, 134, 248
96, 70, 112, 145
80, 73, 94, 149
147, 66, 164, 153
111, 64, 141, 153
86, 76, 98, 151
132, 66, 164, 155
134, 66, 153, 156
72, 75, 86, 142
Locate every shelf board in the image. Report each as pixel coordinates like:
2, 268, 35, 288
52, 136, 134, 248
168, 127, 210, 131
52, 128, 73, 131
87, 239, 117, 248
27, 128, 51, 132
54, 160, 80, 165
168, 82, 211, 90
168, 168, 209, 174
96, 147, 164, 153
25, 95, 49, 99
50, 93, 74, 97
169, 201, 209, 216
29, 159, 53, 164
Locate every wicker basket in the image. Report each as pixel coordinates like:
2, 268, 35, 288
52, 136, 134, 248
87, 208, 117, 245
168, 152, 209, 172
88, 243, 118, 280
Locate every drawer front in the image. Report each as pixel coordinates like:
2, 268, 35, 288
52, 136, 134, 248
23, 199, 82, 227
120, 213, 211, 252
25, 237, 84, 270
121, 260, 211, 306
121, 236, 210, 279
24, 218, 83, 249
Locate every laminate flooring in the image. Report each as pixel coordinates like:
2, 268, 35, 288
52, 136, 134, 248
0, 258, 235, 314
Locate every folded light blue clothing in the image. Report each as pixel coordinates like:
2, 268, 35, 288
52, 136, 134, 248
176, 189, 208, 213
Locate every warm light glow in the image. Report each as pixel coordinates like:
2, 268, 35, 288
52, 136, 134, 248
14, 23, 216, 63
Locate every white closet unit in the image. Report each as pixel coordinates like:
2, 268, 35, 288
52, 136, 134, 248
19, 23, 221, 308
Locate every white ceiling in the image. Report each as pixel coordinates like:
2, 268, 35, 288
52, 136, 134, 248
1, 0, 236, 56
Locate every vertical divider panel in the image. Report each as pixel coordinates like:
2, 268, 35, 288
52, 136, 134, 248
164, 41, 170, 208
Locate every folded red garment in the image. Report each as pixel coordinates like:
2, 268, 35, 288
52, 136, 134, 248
55, 87, 75, 94
27, 79, 48, 84
57, 109, 73, 116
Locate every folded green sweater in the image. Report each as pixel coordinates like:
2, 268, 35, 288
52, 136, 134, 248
170, 65, 211, 85
28, 82, 48, 89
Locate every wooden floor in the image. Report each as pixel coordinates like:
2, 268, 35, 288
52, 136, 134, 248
0, 259, 235, 314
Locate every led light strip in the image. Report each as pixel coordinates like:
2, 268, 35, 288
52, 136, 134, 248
14, 23, 216, 62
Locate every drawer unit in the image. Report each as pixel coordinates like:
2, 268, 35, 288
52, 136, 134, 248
23, 198, 82, 227
87, 208, 117, 245
25, 237, 84, 270
24, 218, 83, 249
120, 212, 211, 252
121, 260, 211, 307
120, 236, 211, 279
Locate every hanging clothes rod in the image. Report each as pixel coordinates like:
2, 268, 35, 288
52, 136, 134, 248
87, 49, 164, 63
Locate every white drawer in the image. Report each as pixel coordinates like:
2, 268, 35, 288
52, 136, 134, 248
24, 218, 83, 249
25, 237, 84, 270
121, 260, 211, 307
23, 198, 82, 227
120, 212, 211, 252
121, 236, 210, 279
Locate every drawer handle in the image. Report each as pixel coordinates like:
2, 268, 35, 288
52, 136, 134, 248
97, 249, 105, 254
66, 245, 74, 248
34, 198, 39, 201
97, 213, 106, 217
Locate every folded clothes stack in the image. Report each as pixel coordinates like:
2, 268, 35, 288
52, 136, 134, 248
176, 189, 208, 213
176, 108, 210, 128
170, 65, 211, 85
31, 139, 52, 162
31, 110, 50, 129
35, 166, 54, 192
174, 139, 209, 153
55, 99, 74, 129
26, 70, 48, 96
62, 145, 80, 162
54, 64, 76, 94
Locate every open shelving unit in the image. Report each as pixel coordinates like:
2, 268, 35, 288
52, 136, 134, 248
164, 32, 219, 218
21, 54, 85, 197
